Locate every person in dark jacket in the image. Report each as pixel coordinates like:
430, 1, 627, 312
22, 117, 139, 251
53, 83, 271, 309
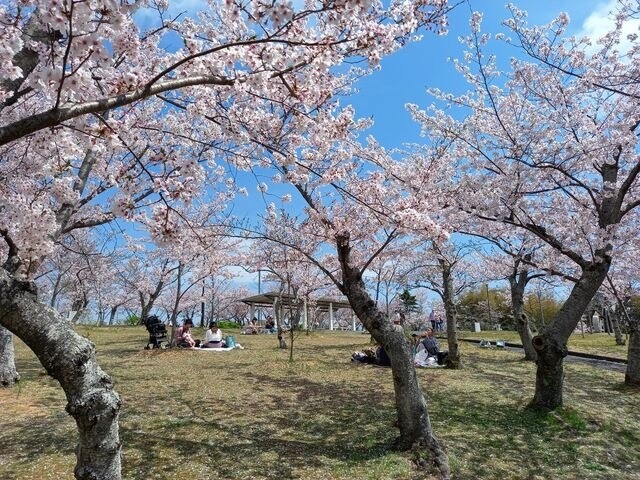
420, 328, 448, 365
351, 344, 391, 367
420, 328, 439, 356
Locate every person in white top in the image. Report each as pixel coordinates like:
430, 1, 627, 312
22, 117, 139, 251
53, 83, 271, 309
202, 321, 225, 348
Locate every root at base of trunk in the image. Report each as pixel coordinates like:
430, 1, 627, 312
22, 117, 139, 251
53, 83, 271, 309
396, 437, 451, 480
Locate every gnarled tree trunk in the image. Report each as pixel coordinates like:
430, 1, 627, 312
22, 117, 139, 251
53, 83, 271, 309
440, 259, 461, 369
530, 333, 567, 409
336, 233, 449, 478
626, 319, 640, 386
0, 325, 20, 386
612, 307, 626, 346
530, 261, 610, 409
0, 270, 122, 480
508, 272, 537, 362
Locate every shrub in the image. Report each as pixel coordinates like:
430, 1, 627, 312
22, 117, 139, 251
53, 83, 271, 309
217, 320, 240, 329
124, 314, 140, 326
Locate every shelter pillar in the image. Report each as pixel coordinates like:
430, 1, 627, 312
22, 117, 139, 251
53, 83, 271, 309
329, 302, 334, 331
303, 298, 308, 329
273, 298, 278, 328
249, 304, 255, 324
352, 314, 356, 331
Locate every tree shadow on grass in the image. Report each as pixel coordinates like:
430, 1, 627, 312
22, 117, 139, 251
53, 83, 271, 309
0, 414, 75, 479
120, 372, 400, 480
427, 382, 639, 480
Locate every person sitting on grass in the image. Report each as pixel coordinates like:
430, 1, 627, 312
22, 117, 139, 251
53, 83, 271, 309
175, 318, 199, 348
202, 321, 226, 348
419, 328, 439, 357
264, 315, 276, 333
417, 327, 448, 365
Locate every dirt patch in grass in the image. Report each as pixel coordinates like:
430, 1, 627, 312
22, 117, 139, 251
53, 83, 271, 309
1, 327, 639, 480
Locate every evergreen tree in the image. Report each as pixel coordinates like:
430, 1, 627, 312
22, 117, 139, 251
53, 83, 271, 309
399, 288, 420, 314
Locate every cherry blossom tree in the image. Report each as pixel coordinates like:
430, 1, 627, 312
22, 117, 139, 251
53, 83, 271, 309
0, 1, 452, 477
365, 249, 408, 318
602, 242, 640, 385
468, 229, 559, 362
250, 214, 340, 355
405, 239, 481, 368
237, 129, 453, 474
408, 1, 640, 409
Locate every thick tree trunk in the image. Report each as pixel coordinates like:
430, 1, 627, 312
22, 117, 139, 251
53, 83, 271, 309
139, 276, 165, 325
530, 261, 610, 409
0, 270, 121, 480
0, 325, 20, 386
336, 233, 449, 478
625, 321, 640, 386
108, 305, 118, 326
440, 260, 461, 369
508, 273, 537, 362
612, 308, 626, 346
530, 333, 567, 409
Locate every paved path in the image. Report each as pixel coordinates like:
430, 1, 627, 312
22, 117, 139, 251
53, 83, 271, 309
506, 346, 627, 373
450, 337, 627, 373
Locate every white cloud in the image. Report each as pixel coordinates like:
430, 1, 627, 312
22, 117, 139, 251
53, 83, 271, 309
576, 0, 640, 53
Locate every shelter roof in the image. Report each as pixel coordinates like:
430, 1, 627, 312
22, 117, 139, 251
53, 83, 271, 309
240, 291, 351, 311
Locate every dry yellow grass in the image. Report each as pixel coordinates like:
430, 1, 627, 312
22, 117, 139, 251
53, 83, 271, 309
0, 326, 638, 480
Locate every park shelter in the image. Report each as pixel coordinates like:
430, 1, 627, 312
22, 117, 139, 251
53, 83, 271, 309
240, 291, 359, 330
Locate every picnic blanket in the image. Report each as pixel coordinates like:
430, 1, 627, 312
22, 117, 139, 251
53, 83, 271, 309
197, 345, 244, 351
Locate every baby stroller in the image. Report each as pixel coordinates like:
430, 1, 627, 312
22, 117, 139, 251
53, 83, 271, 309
144, 315, 169, 349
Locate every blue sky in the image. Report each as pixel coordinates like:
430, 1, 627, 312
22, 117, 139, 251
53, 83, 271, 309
129, 0, 625, 297
134, 0, 620, 151
232, 0, 621, 214
348, 0, 621, 146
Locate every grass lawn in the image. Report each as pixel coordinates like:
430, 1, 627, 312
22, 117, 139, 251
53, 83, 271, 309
1, 327, 638, 480
457, 331, 629, 359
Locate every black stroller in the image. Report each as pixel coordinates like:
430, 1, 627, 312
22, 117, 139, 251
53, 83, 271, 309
144, 315, 169, 349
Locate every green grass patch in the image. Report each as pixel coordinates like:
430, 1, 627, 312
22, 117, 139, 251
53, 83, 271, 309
0, 327, 637, 479
459, 331, 628, 359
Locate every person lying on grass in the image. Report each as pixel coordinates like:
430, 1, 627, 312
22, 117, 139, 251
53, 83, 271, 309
351, 344, 391, 367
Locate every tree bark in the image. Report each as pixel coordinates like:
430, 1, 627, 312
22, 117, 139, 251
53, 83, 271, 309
508, 272, 537, 362
336, 233, 449, 478
625, 320, 640, 386
274, 297, 288, 349
440, 259, 462, 369
612, 308, 626, 346
530, 261, 610, 409
0, 325, 20, 387
139, 272, 166, 325
0, 269, 121, 479
530, 333, 567, 409
108, 305, 118, 326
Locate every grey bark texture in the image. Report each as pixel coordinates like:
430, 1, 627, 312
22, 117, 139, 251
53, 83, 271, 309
530, 261, 610, 409
0, 270, 122, 480
626, 320, 640, 386
275, 298, 288, 350
612, 308, 626, 346
0, 325, 20, 386
336, 233, 449, 478
508, 272, 537, 362
440, 259, 462, 369
108, 305, 119, 326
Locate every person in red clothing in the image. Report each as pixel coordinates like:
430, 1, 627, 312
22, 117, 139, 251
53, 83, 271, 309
175, 318, 198, 347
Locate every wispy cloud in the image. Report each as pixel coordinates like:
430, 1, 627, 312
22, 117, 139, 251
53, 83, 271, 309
576, 0, 640, 53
